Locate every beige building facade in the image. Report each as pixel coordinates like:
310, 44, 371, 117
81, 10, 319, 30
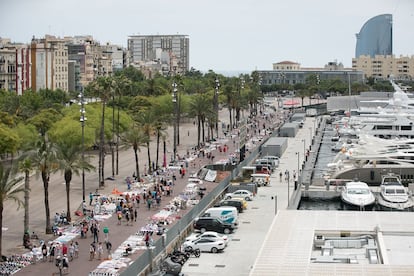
272, 61, 300, 71
352, 55, 414, 80
31, 35, 68, 91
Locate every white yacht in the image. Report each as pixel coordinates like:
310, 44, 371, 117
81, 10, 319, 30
340, 181, 376, 210
326, 135, 414, 185
376, 174, 414, 211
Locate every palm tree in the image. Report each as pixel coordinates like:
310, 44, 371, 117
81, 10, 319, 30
26, 109, 61, 234
120, 124, 148, 179
0, 164, 25, 257
154, 120, 168, 170
188, 94, 211, 146
88, 77, 113, 188
112, 75, 131, 175
136, 109, 156, 173
29, 137, 58, 234
56, 143, 94, 222
18, 158, 32, 234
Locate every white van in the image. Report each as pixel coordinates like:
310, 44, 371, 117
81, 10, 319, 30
255, 159, 277, 171
251, 173, 270, 186
261, 156, 280, 167
201, 207, 238, 225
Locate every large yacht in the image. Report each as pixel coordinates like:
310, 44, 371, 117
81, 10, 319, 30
326, 135, 414, 185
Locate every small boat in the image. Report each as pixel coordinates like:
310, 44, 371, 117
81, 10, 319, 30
377, 174, 414, 211
341, 181, 376, 210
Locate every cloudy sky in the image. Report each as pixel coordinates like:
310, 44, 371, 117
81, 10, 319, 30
1, 0, 413, 72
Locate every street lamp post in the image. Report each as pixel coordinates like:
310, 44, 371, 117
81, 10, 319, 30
79, 89, 87, 202
308, 127, 313, 147
302, 139, 306, 159
296, 152, 300, 174
214, 78, 220, 138
287, 171, 290, 207
172, 82, 178, 162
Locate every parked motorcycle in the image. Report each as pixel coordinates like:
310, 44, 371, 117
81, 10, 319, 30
168, 249, 189, 265
184, 246, 201, 258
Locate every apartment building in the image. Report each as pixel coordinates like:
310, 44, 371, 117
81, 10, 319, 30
352, 55, 414, 80
127, 34, 189, 76
31, 35, 68, 91
0, 38, 31, 95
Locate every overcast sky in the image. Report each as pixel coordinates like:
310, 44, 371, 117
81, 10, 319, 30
1, 0, 413, 73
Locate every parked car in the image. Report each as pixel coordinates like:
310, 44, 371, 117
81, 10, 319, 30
182, 237, 225, 253
215, 199, 246, 213
193, 217, 236, 234
224, 189, 253, 201
185, 231, 229, 246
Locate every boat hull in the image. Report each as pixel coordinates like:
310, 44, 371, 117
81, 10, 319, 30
376, 196, 414, 211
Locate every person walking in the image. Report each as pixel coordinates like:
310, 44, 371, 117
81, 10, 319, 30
74, 241, 79, 258
117, 211, 122, 225
68, 242, 75, 261
89, 243, 96, 261
97, 242, 103, 260
105, 240, 112, 260
134, 209, 137, 222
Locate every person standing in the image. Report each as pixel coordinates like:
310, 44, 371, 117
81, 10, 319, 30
89, 192, 93, 206
134, 209, 137, 222
41, 243, 47, 262
92, 224, 99, 243
49, 242, 55, 262
103, 226, 109, 242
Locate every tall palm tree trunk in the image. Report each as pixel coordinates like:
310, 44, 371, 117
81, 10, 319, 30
197, 117, 201, 146
0, 203, 3, 256
64, 170, 72, 222
228, 107, 232, 130
99, 102, 106, 187
133, 147, 140, 180
42, 171, 52, 234
24, 170, 29, 233
156, 132, 160, 170
147, 142, 151, 173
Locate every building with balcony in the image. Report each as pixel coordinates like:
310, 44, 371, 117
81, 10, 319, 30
127, 34, 189, 76
0, 38, 31, 95
352, 55, 414, 80
30, 35, 68, 91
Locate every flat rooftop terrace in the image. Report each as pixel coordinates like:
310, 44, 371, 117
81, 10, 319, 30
250, 210, 414, 276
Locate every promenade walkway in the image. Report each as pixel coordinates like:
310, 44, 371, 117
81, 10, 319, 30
3, 106, 282, 276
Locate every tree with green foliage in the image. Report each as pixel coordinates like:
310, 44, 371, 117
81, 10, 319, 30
0, 164, 25, 257
120, 123, 148, 178
87, 76, 113, 187
18, 158, 32, 234
188, 93, 211, 146
55, 142, 94, 222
